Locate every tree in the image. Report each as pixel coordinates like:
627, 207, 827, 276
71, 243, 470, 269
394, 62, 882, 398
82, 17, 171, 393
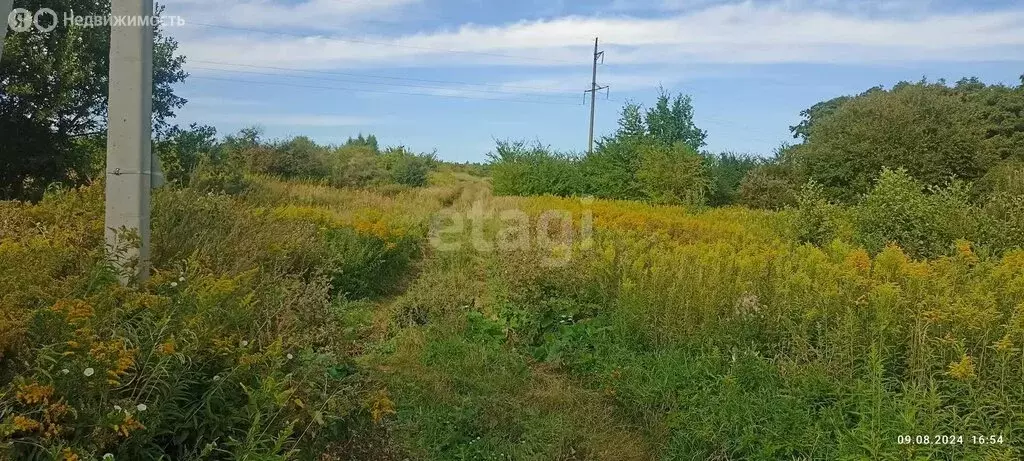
616, 101, 645, 138
790, 81, 995, 201
788, 87, 881, 141
636, 142, 708, 205
582, 91, 708, 201
705, 152, 761, 206
0, 1, 187, 200
156, 124, 218, 185
381, 146, 435, 187
345, 133, 380, 153
644, 88, 707, 151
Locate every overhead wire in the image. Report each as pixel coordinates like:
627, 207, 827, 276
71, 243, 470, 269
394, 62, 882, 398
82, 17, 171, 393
188, 76, 587, 106
187, 62, 587, 100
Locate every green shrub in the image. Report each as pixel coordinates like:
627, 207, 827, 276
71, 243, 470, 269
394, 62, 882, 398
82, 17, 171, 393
581, 136, 644, 201
705, 152, 761, 206
973, 160, 1024, 200
379, 147, 435, 187
155, 124, 219, 186
980, 191, 1024, 253
635, 142, 708, 206
853, 168, 977, 258
739, 165, 799, 210
788, 80, 1021, 201
327, 144, 385, 188
794, 181, 851, 246
488, 140, 585, 197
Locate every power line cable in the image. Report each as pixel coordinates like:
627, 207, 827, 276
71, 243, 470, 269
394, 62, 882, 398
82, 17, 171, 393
188, 75, 587, 106
188, 59, 588, 94
187, 63, 585, 100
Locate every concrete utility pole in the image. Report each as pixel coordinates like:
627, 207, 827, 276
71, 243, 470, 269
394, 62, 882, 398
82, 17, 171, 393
105, 0, 154, 283
0, 0, 13, 62
585, 37, 607, 156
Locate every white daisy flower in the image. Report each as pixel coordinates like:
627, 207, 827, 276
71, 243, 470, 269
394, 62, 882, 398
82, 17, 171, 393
286, 353, 294, 360
83, 367, 95, 377
170, 282, 178, 288
136, 403, 148, 412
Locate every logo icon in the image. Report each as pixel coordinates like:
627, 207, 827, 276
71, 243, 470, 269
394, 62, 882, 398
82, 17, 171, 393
34, 8, 58, 33
7, 7, 58, 33
7, 8, 32, 32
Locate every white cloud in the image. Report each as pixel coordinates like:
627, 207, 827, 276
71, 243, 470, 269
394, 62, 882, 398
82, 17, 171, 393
163, 0, 421, 30
171, 0, 1024, 73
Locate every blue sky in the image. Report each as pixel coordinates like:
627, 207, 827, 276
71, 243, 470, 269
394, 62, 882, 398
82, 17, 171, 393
161, 0, 1024, 162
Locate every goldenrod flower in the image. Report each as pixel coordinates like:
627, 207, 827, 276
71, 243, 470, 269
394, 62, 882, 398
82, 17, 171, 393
12, 415, 41, 432
16, 382, 54, 405
948, 355, 976, 381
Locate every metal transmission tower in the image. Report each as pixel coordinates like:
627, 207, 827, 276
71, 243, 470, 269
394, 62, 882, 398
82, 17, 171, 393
0, 0, 13, 61
105, 0, 155, 283
585, 37, 608, 155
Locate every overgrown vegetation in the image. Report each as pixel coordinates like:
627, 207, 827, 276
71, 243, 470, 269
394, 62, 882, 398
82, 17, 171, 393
489, 88, 722, 206
0, 174, 468, 459
3, 8, 1024, 455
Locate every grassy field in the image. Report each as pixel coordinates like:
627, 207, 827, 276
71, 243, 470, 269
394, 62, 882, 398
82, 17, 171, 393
1, 172, 1022, 460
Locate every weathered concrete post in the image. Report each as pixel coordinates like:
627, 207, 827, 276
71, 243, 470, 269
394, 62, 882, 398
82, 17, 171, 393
0, 0, 14, 62
105, 0, 154, 283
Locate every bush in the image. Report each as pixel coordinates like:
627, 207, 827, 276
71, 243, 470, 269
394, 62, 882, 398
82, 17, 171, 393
794, 181, 850, 246
155, 124, 218, 186
790, 81, 1009, 201
635, 142, 708, 206
580, 136, 645, 201
380, 147, 435, 187
853, 168, 977, 258
488, 140, 585, 197
980, 191, 1024, 253
739, 165, 799, 210
705, 152, 761, 206
973, 160, 1024, 200
326, 144, 385, 188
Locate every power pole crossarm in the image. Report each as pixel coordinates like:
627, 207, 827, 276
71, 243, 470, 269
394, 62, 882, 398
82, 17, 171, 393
585, 37, 607, 156
0, 0, 13, 62
105, 0, 155, 283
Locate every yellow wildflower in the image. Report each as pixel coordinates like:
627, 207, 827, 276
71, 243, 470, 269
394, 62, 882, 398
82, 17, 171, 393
844, 249, 872, 274
50, 299, 94, 325
158, 340, 176, 355
112, 413, 145, 438
993, 337, 1014, 352
16, 382, 54, 405
369, 389, 396, 425
954, 239, 979, 265
12, 415, 41, 433
948, 355, 976, 381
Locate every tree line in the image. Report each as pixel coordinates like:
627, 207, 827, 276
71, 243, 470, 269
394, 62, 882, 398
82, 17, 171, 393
487, 77, 1024, 257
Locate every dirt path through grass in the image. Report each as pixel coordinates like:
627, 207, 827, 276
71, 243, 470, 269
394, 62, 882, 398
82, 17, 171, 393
350, 175, 656, 460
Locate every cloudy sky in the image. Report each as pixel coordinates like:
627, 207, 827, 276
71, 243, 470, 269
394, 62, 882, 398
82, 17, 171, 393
161, 0, 1024, 161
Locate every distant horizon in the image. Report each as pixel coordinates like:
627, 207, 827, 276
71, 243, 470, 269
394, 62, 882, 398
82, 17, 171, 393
163, 0, 1024, 162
